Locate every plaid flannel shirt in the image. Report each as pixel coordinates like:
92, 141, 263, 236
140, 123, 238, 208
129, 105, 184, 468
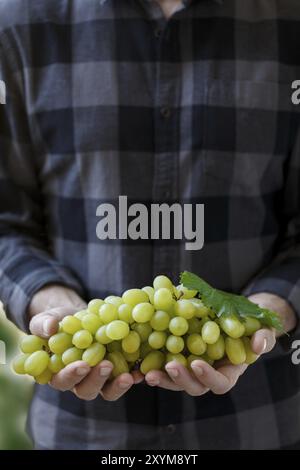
0, 0, 300, 450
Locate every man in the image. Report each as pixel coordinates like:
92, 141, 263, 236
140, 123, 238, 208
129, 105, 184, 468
0, 0, 300, 450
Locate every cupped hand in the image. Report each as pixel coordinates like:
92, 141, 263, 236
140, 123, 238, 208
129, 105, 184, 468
145, 327, 276, 396
29, 305, 143, 401
144, 290, 297, 396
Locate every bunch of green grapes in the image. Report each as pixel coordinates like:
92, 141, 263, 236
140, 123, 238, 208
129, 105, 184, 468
12, 275, 261, 384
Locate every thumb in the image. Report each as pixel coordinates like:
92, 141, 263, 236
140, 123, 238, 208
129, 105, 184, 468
29, 306, 81, 338
251, 328, 276, 356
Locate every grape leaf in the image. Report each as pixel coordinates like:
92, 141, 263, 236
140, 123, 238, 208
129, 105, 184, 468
180, 271, 283, 331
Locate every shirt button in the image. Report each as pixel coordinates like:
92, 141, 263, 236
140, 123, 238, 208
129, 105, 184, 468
166, 424, 176, 434
154, 27, 163, 39
160, 106, 171, 119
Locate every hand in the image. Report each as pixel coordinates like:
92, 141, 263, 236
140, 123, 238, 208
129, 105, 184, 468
145, 328, 274, 395
29, 284, 143, 400
145, 292, 296, 396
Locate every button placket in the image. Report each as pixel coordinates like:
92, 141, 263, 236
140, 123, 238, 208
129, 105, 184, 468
160, 106, 171, 119
152, 22, 180, 280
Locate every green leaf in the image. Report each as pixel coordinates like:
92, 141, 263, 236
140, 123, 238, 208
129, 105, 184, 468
180, 271, 284, 331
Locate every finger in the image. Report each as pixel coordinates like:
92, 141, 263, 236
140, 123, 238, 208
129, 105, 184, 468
191, 360, 248, 395
73, 360, 113, 401
145, 370, 183, 391
165, 362, 209, 396
50, 361, 91, 391
251, 328, 276, 355
30, 313, 60, 338
100, 373, 134, 401
30, 307, 83, 338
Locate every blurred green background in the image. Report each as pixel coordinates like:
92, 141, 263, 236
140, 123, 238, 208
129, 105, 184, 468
0, 303, 33, 449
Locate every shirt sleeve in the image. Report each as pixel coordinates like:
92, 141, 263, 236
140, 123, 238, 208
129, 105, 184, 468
243, 118, 300, 339
0, 33, 84, 333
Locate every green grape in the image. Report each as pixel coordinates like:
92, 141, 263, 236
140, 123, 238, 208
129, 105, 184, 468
20, 335, 46, 354
48, 333, 73, 354
167, 309, 177, 319
35, 368, 53, 385
176, 284, 197, 299
74, 309, 89, 320
24, 351, 50, 377
140, 341, 153, 359
122, 331, 141, 353
123, 349, 140, 363
107, 352, 129, 378
81, 313, 103, 334
12, 354, 31, 375
242, 337, 258, 365
105, 295, 123, 308
62, 347, 83, 365
99, 303, 118, 324
82, 343, 106, 366
118, 304, 134, 324
150, 310, 170, 331
122, 289, 149, 307
190, 299, 211, 318
166, 335, 184, 354
187, 333, 207, 355
95, 325, 112, 345
174, 299, 195, 319
148, 331, 167, 349
140, 351, 165, 374
219, 315, 245, 339
132, 303, 155, 323
132, 322, 152, 342
154, 288, 174, 311
201, 321, 220, 344
243, 317, 261, 336
142, 286, 155, 304
106, 320, 130, 340
206, 335, 225, 360
166, 353, 187, 367
72, 330, 93, 349
225, 337, 246, 365
153, 275, 173, 291
187, 317, 202, 334
49, 354, 64, 374
61, 315, 82, 335
88, 299, 105, 315
199, 316, 210, 327
107, 341, 122, 353
169, 316, 188, 336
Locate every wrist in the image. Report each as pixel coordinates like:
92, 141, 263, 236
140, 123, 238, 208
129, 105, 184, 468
28, 284, 86, 318
247, 292, 297, 335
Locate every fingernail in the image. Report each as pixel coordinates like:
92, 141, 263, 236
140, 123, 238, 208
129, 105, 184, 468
192, 364, 203, 375
166, 367, 179, 378
76, 367, 89, 376
147, 379, 159, 386
43, 319, 53, 336
100, 367, 112, 377
262, 338, 267, 352
119, 381, 131, 389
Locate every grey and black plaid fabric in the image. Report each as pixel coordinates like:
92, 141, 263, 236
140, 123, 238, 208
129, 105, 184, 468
1, 0, 300, 450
